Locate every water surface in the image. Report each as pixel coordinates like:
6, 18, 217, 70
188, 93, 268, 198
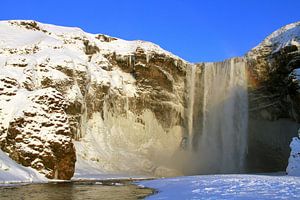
0, 181, 154, 200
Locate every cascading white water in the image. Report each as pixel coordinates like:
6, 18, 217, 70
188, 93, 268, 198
196, 58, 248, 173
186, 65, 196, 149
184, 58, 248, 174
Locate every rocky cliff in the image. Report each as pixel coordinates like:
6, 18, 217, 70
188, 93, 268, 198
246, 22, 300, 171
0, 20, 299, 179
0, 20, 189, 178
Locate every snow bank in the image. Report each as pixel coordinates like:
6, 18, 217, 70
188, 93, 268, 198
0, 149, 47, 184
138, 174, 300, 200
72, 147, 151, 181
287, 129, 300, 176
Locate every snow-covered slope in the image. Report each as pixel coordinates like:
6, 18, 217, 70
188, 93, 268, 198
248, 21, 300, 58
139, 174, 300, 200
0, 149, 46, 184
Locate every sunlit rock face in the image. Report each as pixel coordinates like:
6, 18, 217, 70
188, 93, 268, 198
0, 87, 76, 179
0, 20, 300, 179
246, 22, 300, 172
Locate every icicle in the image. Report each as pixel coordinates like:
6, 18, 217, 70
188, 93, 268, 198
79, 100, 88, 139
146, 53, 150, 63
128, 55, 132, 67
78, 63, 92, 140
54, 169, 58, 179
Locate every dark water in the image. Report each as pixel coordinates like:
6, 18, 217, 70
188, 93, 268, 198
0, 181, 154, 200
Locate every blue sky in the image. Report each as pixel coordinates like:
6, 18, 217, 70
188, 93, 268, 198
0, 0, 299, 62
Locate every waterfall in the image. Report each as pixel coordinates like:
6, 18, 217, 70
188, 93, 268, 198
186, 58, 248, 174
186, 65, 196, 149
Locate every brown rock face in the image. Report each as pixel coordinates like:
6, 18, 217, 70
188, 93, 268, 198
100, 47, 187, 129
247, 45, 300, 121
0, 88, 76, 179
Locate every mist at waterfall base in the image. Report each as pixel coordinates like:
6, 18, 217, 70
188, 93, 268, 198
176, 58, 248, 175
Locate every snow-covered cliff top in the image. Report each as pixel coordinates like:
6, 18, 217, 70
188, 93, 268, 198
0, 20, 187, 98
265, 21, 300, 51
0, 20, 184, 61
250, 21, 300, 56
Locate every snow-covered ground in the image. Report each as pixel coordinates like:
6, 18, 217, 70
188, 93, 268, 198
0, 149, 47, 184
138, 174, 300, 200
0, 143, 147, 184
72, 150, 151, 181
0, 144, 148, 183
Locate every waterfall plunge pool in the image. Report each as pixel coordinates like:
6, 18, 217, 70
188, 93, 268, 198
0, 179, 155, 200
